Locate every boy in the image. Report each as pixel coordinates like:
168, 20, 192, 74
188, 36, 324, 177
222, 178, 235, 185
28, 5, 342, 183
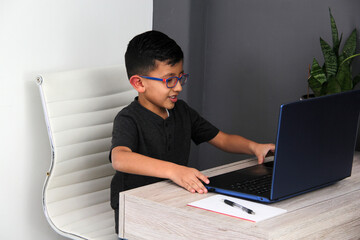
110, 30, 275, 233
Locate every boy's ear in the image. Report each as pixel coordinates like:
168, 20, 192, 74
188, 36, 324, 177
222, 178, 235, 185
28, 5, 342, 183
129, 75, 145, 93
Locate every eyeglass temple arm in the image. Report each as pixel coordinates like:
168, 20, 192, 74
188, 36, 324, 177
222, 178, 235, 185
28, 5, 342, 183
140, 76, 166, 82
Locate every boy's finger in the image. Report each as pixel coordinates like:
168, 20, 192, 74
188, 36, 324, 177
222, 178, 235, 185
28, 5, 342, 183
183, 177, 202, 193
189, 179, 207, 194
257, 155, 265, 164
266, 151, 275, 157
196, 172, 210, 184
197, 174, 209, 193
185, 184, 196, 193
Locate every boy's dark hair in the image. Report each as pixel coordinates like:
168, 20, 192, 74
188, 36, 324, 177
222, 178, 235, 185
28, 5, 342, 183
125, 30, 184, 78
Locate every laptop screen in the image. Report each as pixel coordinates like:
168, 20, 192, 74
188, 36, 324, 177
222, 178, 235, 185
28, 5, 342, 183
271, 90, 360, 200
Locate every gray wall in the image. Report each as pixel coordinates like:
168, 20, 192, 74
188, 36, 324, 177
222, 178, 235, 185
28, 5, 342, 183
154, 0, 360, 170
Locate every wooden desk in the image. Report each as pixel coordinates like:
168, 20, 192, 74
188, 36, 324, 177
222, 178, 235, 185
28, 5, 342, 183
119, 152, 360, 239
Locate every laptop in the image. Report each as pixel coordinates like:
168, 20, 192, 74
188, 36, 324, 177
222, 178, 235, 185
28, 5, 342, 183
205, 90, 360, 203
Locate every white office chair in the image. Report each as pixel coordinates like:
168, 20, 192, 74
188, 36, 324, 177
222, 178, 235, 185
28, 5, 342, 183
37, 66, 137, 240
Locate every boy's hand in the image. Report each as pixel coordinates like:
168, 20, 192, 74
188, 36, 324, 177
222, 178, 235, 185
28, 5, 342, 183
168, 165, 210, 194
251, 143, 276, 164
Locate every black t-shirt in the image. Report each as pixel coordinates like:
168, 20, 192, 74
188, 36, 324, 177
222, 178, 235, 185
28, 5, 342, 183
109, 97, 219, 210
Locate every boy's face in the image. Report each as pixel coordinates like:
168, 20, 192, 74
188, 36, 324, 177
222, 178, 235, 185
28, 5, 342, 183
138, 60, 184, 118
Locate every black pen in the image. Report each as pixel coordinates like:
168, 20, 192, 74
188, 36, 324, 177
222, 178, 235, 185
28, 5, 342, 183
223, 199, 255, 215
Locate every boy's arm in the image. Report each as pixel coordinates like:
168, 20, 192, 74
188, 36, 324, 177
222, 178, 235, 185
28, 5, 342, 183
208, 131, 275, 164
111, 146, 209, 194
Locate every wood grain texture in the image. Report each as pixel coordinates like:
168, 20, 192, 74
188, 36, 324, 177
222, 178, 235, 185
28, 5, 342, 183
120, 153, 360, 239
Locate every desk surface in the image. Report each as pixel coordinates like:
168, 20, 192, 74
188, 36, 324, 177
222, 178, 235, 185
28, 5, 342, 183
119, 152, 360, 240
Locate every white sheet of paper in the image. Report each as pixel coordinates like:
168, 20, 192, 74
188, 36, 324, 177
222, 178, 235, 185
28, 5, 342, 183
187, 194, 287, 222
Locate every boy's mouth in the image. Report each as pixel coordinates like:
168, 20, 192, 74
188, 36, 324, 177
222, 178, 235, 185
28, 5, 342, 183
169, 95, 178, 103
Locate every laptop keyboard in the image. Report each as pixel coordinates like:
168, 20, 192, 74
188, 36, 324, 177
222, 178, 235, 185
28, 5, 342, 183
230, 174, 272, 195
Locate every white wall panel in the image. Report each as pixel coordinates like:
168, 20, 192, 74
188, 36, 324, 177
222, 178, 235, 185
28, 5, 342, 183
0, 1, 153, 239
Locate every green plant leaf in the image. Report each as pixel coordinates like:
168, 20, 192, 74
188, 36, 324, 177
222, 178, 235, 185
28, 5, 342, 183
308, 76, 323, 97
329, 8, 340, 55
340, 53, 360, 66
342, 29, 357, 60
310, 58, 327, 84
338, 52, 345, 65
326, 76, 341, 94
320, 82, 328, 96
353, 74, 360, 87
320, 38, 338, 77
309, 58, 327, 96
336, 62, 352, 91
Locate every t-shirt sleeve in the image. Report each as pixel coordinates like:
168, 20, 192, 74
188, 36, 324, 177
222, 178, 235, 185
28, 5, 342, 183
109, 113, 138, 162
187, 104, 219, 145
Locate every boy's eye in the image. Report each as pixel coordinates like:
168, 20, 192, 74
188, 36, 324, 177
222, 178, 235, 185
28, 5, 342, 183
166, 77, 178, 87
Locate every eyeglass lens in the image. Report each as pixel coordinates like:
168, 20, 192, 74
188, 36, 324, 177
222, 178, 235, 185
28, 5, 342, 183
167, 75, 187, 88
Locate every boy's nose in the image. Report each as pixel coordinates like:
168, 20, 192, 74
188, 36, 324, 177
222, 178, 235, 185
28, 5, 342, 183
173, 81, 183, 92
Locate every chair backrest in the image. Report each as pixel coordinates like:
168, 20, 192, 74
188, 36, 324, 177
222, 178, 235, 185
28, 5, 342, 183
37, 65, 137, 240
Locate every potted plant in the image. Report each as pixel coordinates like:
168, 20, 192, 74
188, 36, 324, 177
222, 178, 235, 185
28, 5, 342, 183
305, 9, 360, 151
305, 8, 360, 99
